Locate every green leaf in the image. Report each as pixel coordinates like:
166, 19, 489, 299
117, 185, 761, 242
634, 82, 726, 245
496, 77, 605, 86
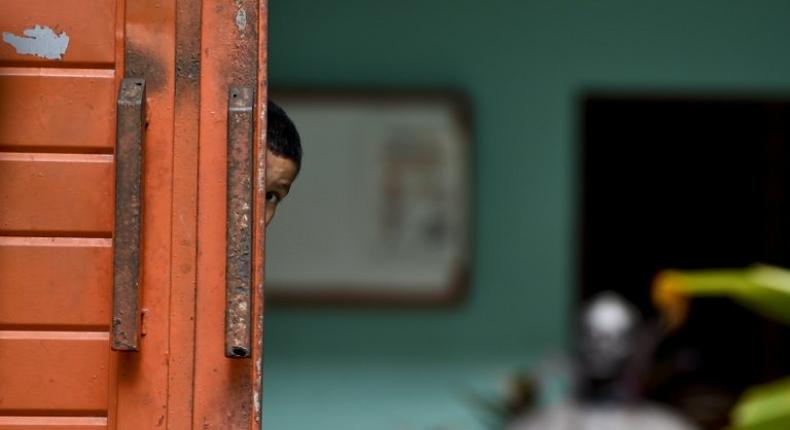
660, 265, 790, 325
730, 377, 790, 430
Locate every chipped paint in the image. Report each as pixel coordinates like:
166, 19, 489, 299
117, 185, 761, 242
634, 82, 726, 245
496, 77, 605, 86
256, 158, 266, 192
2, 25, 69, 60
235, 8, 247, 33
253, 356, 263, 421
253, 390, 260, 419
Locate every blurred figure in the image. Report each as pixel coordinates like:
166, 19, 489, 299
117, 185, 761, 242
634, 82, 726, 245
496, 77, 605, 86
509, 292, 697, 430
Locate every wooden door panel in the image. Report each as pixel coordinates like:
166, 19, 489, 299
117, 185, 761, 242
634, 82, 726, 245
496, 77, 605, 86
0, 0, 116, 66
0, 416, 106, 429
0, 237, 111, 328
0, 332, 108, 413
0, 74, 116, 152
0, 153, 113, 235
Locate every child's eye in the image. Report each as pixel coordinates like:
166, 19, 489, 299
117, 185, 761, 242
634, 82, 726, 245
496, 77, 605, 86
266, 191, 281, 204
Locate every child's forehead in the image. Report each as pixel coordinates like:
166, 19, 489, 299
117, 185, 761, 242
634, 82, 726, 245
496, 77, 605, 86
266, 151, 298, 178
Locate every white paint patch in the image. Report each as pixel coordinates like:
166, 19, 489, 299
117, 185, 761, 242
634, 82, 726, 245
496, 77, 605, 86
254, 357, 263, 420
257, 160, 266, 192
253, 391, 261, 419
235, 8, 247, 32
2, 25, 69, 60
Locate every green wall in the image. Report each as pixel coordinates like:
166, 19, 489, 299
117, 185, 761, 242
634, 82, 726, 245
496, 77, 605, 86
262, 2, 790, 429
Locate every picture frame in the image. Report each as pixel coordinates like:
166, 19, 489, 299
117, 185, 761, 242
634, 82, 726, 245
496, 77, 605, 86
265, 89, 472, 306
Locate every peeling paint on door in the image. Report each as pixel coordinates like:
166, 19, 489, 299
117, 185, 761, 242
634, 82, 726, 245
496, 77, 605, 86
235, 8, 247, 33
2, 25, 70, 60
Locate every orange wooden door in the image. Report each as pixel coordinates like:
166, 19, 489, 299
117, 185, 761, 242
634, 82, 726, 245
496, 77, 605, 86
0, 1, 268, 428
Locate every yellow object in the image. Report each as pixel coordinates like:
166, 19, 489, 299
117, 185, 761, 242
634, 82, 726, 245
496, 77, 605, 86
652, 270, 690, 330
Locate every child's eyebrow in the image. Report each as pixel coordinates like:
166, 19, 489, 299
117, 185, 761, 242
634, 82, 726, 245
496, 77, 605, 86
272, 179, 292, 193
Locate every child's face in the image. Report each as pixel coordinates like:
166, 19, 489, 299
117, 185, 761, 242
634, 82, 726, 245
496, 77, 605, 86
265, 149, 299, 226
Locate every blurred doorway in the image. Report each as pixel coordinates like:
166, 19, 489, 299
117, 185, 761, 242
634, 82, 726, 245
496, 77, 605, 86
580, 94, 790, 429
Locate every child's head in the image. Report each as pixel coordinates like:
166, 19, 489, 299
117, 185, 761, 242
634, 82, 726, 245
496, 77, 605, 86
265, 100, 302, 226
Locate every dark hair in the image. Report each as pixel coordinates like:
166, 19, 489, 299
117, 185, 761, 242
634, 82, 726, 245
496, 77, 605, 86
267, 100, 302, 170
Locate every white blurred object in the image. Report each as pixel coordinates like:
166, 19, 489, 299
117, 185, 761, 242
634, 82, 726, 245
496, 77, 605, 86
579, 292, 641, 380
509, 292, 699, 430
510, 403, 698, 430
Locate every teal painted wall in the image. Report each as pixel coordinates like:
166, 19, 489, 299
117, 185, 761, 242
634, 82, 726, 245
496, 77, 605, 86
262, 2, 790, 429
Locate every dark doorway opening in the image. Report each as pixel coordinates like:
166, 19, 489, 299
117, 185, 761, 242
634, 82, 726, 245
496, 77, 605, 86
580, 94, 790, 429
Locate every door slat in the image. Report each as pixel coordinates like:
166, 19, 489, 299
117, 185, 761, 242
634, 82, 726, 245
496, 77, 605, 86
0, 237, 111, 328
0, 332, 109, 413
0, 153, 113, 235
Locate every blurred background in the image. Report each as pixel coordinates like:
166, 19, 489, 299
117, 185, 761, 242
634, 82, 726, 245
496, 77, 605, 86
261, 2, 790, 429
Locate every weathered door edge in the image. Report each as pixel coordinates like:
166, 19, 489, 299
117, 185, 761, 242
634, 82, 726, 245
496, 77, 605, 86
251, 0, 268, 425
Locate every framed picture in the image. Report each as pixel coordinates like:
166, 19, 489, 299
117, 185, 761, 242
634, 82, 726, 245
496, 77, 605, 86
265, 89, 471, 306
